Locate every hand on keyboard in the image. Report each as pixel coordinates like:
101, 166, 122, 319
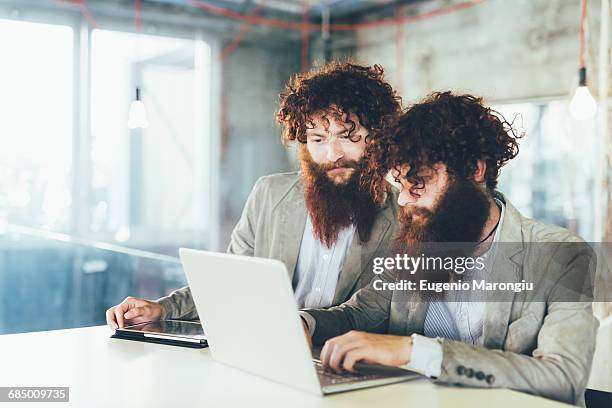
320, 331, 414, 372
314, 361, 379, 384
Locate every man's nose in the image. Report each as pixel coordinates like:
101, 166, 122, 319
397, 189, 419, 206
326, 138, 344, 163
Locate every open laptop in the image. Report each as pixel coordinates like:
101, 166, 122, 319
178, 248, 420, 395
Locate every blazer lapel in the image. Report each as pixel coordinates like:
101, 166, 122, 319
403, 297, 430, 335
276, 180, 307, 281
482, 193, 525, 350
332, 196, 394, 304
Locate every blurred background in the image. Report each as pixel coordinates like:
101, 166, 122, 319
0, 0, 611, 334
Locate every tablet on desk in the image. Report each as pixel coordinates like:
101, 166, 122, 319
112, 320, 208, 349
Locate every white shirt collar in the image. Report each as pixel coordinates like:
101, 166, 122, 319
492, 198, 506, 244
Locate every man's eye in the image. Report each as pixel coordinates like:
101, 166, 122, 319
311, 138, 322, 143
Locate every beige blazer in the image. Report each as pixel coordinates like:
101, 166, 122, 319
306, 193, 599, 406
158, 171, 399, 321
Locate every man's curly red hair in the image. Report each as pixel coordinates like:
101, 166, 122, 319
367, 91, 522, 203
276, 61, 402, 145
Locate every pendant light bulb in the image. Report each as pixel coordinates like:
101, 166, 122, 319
128, 87, 149, 129
570, 67, 597, 121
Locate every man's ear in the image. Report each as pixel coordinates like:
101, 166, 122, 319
473, 160, 487, 183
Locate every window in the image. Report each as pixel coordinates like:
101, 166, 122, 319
0, 13, 215, 254
90, 30, 211, 251
0, 15, 214, 334
0, 18, 73, 232
495, 100, 600, 241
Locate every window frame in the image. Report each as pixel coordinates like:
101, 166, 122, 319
0, 3, 222, 252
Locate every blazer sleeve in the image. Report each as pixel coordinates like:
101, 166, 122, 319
435, 301, 597, 405
226, 176, 266, 256
434, 242, 599, 406
305, 268, 396, 345
157, 177, 266, 320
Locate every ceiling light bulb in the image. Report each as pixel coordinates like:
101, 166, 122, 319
570, 85, 597, 121
128, 87, 149, 129
128, 99, 149, 129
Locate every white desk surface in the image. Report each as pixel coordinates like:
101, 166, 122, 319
0, 326, 572, 408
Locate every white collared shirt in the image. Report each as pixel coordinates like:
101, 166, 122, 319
292, 216, 356, 309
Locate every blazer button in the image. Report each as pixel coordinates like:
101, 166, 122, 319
456, 365, 466, 375
476, 371, 485, 380
465, 368, 475, 378
486, 374, 495, 385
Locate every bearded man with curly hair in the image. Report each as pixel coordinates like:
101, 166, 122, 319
106, 62, 403, 329
301, 92, 598, 406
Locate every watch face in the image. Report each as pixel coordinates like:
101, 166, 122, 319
122, 320, 206, 340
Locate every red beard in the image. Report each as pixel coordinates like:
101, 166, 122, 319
395, 178, 491, 246
392, 178, 492, 298
299, 147, 378, 248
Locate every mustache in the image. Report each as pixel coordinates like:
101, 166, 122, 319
319, 159, 361, 171
395, 178, 491, 245
399, 205, 432, 221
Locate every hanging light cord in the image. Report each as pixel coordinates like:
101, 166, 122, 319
579, 0, 587, 69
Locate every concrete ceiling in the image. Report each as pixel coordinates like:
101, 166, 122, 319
145, 0, 409, 18
228, 0, 401, 15
0, 0, 418, 45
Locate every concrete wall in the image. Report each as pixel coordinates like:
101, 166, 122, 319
219, 44, 301, 247
347, 0, 611, 243
351, 0, 607, 103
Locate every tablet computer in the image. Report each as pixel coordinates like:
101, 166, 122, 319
112, 320, 207, 349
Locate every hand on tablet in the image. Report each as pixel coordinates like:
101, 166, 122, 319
106, 297, 164, 329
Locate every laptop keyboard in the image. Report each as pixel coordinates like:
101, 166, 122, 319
313, 360, 380, 384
